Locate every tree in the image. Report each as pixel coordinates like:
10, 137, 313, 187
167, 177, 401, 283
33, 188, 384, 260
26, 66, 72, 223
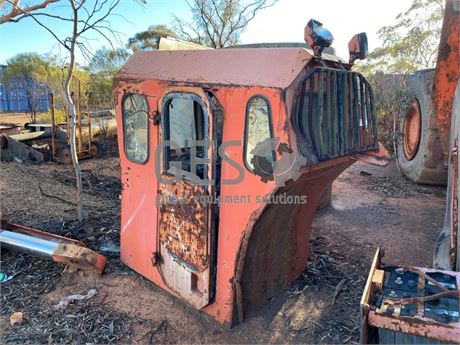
357, 0, 444, 74
85, 47, 130, 75
127, 24, 177, 51
2, 0, 124, 222
45, 62, 91, 116
0, 0, 59, 24
128, 0, 278, 50
84, 47, 130, 108
174, 0, 277, 48
2, 53, 51, 122
367, 73, 411, 155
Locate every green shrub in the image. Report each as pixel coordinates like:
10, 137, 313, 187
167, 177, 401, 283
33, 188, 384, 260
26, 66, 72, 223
368, 73, 411, 155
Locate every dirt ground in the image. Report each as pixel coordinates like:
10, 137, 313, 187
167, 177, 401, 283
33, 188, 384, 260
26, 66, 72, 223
0, 147, 446, 344
0, 113, 49, 126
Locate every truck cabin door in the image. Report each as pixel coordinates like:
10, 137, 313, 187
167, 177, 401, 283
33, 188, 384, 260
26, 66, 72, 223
157, 92, 214, 309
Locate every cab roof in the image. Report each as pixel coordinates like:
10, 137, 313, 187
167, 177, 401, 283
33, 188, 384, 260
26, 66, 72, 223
116, 48, 344, 89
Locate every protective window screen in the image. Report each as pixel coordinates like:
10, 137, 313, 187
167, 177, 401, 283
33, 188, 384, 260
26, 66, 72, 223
122, 94, 149, 164
245, 96, 274, 171
294, 67, 377, 162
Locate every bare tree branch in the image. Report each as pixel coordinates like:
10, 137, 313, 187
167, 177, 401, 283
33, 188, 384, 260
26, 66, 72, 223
1, 0, 61, 24
171, 0, 277, 48
8, 3, 67, 46
4, 0, 127, 222
12, 11, 74, 22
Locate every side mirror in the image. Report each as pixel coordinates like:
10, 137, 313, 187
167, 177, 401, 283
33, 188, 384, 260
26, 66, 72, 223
304, 19, 334, 57
348, 32, 368, 63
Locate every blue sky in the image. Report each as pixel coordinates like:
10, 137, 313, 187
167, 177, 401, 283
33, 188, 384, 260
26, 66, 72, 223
0, 0, 413, 65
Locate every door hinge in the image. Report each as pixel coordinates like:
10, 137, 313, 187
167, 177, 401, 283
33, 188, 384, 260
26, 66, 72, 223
152, 111, 161, 125
151, 251, 162, 266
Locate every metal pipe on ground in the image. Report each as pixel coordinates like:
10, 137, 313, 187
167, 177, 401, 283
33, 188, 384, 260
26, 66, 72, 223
0, 221, 107, 274
0, 230, 57, 257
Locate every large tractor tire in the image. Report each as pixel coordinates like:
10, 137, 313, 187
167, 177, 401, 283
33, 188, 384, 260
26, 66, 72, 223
434, 79, 460, 271
57, 145, 72, 165
397, 69, 448, 185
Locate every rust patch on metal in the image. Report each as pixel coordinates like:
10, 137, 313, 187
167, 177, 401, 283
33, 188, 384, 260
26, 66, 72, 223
235, 159, 353, 320
432, 0, 460, 156
361, 249, 460, 344
114, 48, 317, 89
159, 177, 209, 271
450, 141, 458, 267
52, 243, 107, 274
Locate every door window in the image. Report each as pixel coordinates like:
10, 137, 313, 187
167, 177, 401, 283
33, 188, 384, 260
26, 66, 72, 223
164, 94, 207, 179
122, 93, 149, 164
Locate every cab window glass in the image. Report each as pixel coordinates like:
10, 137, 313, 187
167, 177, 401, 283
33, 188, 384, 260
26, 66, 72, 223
122, 94, 149, 164
244, 96, 274, 172
164, 95, 206, 179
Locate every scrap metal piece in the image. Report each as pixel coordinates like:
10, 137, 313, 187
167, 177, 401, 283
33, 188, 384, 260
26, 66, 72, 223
0, 123, 20, 136
360, 249, 460, 344
0, 221, 106, 274
0, 134, 44, 163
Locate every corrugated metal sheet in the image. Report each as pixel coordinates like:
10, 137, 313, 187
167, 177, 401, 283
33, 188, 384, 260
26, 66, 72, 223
116, 48, 344, 88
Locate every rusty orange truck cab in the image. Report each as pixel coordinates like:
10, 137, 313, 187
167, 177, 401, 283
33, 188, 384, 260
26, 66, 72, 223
114, 38, 381, 326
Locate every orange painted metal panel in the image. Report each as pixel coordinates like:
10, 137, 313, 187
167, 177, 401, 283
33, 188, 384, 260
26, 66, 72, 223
432, 0, 460, 156
117, 48, 342, 89
114, 48, 379, 326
